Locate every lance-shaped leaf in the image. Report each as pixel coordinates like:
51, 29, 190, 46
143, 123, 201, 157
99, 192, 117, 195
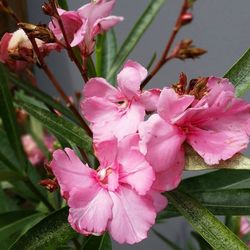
10, 207, 77, 250
0, 170, 24, 182
107, 0, 166, 81
224, 48, 250, 97
17, 101, 93, 154
0, 65, 28, 172
10, 75, 78, 124
82, 233, 112, 250
185, 146, 250, 171
58, 0, 69, 10
158, 189, 250, 220
167, 191, 248, 250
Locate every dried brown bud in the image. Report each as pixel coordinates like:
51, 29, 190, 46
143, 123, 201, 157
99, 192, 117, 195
181, 12, 193, 25
40, 178, 58, 192
188, 77, 209, 99
18, 22, 55, 43
172, 72, 188, 95
174, 39, 207, 60
16, 108, 28, 125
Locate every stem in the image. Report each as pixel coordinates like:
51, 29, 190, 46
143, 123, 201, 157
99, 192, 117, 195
50, 0, 89, 83
140, 0, 189, 89
25, 34, 92, 137
24, 178, 55, 212
72, 238, 81, 250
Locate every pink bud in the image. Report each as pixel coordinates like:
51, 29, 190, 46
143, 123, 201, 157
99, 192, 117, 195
181, 12, 193, 25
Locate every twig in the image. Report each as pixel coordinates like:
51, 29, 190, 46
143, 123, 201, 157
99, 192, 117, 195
49, 0, 89, 83
140, 0, 190, 89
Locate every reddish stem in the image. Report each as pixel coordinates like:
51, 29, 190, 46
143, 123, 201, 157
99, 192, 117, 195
140, 0, 189, 89
49, 0, 89, 83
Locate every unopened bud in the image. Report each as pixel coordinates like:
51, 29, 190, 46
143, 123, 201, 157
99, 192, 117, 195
42, 2, 54, 16
16, 108, 28, 125
181, 12, 193, 25
18, 22, 55, 43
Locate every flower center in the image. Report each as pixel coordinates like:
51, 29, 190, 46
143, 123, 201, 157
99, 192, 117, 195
117, 99, 129, 109
96, 167, 112, 185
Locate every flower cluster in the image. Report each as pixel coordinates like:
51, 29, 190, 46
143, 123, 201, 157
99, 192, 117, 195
51, 60, 250, 244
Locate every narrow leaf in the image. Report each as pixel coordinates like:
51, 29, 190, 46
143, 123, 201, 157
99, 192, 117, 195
10, 207, 77, 250
17, 101, 93, 154
224, 48, 250, 97
96, 34, 106, 77
58, 0, 69, 10
107, 0, 166, 81
167, 191, 248, 250
147, 52, 157, 71
191, 232, 213, 250
0, 170, 24, 182
185, 146, 250, 170
0, 64, 28, 172
82, 233, 112, 250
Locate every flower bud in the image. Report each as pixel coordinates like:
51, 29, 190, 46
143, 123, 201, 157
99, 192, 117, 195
181, 12, 193, 25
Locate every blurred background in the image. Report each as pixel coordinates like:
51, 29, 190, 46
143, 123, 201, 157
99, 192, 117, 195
14, 0, 250, 249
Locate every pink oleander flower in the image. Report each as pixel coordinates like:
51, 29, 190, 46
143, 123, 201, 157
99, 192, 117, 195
139, 77, 250, 191
0, 29, 59, 72
239, 217, 250, 247
22, 134, 55, 166
81, 60, 161, 142
51, 135, 167, 244
49, 0, 123, 55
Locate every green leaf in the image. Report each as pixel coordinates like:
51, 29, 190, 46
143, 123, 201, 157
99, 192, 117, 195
107, 0, 166, 81
17, 101, 93, 154
96, 34, 106, 77
147, 52, 157, 71
191, 232, 213, 250
10, 75, 78, 124
82, 233, 112, 250
185, 146, 250, 171
167, 191, 248, 250
224, 48, 250, 97
58, 0, 69, 10
0, 64, 28, 172
0, 212, 44, 249
10, 207, 77, 250
0, 170, 24, 182
180, 169, 250, 192
152, 229, 182, 250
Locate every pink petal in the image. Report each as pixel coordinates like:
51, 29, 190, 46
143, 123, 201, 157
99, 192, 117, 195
81, 96, 119, 124
187, 126, 249, 165
147, 190, 168, 212
92, 16, 124, 36
117, 60, 147, 99
117, 134, 155, 195
139, 114, 186, 172
0, 33, 11, 62
50, 148, 94, 198
152, 148, 185, 191
158, 88, 194, 122
108, 186, 156, 244
140, 88, 161, 112
68, 186, 113, 235
83, 77, 118, 99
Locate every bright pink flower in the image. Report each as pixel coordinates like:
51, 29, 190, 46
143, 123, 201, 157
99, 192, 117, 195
239, 217, 250, 247
51, 135, 165, 244
49, 0, 123, 55
0, 29, 60, 72
139, 77, 250, 191
22, 134, 55, 166
81, 60, 161, 142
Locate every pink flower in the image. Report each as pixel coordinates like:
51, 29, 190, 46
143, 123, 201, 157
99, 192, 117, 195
81, 60, 161, 142
51, 135, 166, 244
239, 217, 250, 247
0, 29, 60, 72
139, 77, 250, 191
22, 134, 55, 166
49, 0, 123, 55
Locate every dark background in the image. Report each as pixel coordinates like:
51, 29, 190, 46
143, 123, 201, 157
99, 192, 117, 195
26, 1, 250, 249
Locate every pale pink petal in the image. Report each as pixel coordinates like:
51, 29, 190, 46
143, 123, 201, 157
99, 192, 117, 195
158, 88, 194, 122
117, 60, 147, 99
81, 96, 119, 124
78, 0, 116, 26
147, 190, 168, 212
92, 16, 124, 36
83, 77, 118, 99
68, 186, 113, 235
108, 186, 156, 244
187, 126, 249, 165
50, 148, 94, 198
139, 114, 186, 172
240, 217, 250, 236
152, 148, 185, 191
0, 33, 11, 62
140, 88, 161, 112
117, 134, 155, 195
